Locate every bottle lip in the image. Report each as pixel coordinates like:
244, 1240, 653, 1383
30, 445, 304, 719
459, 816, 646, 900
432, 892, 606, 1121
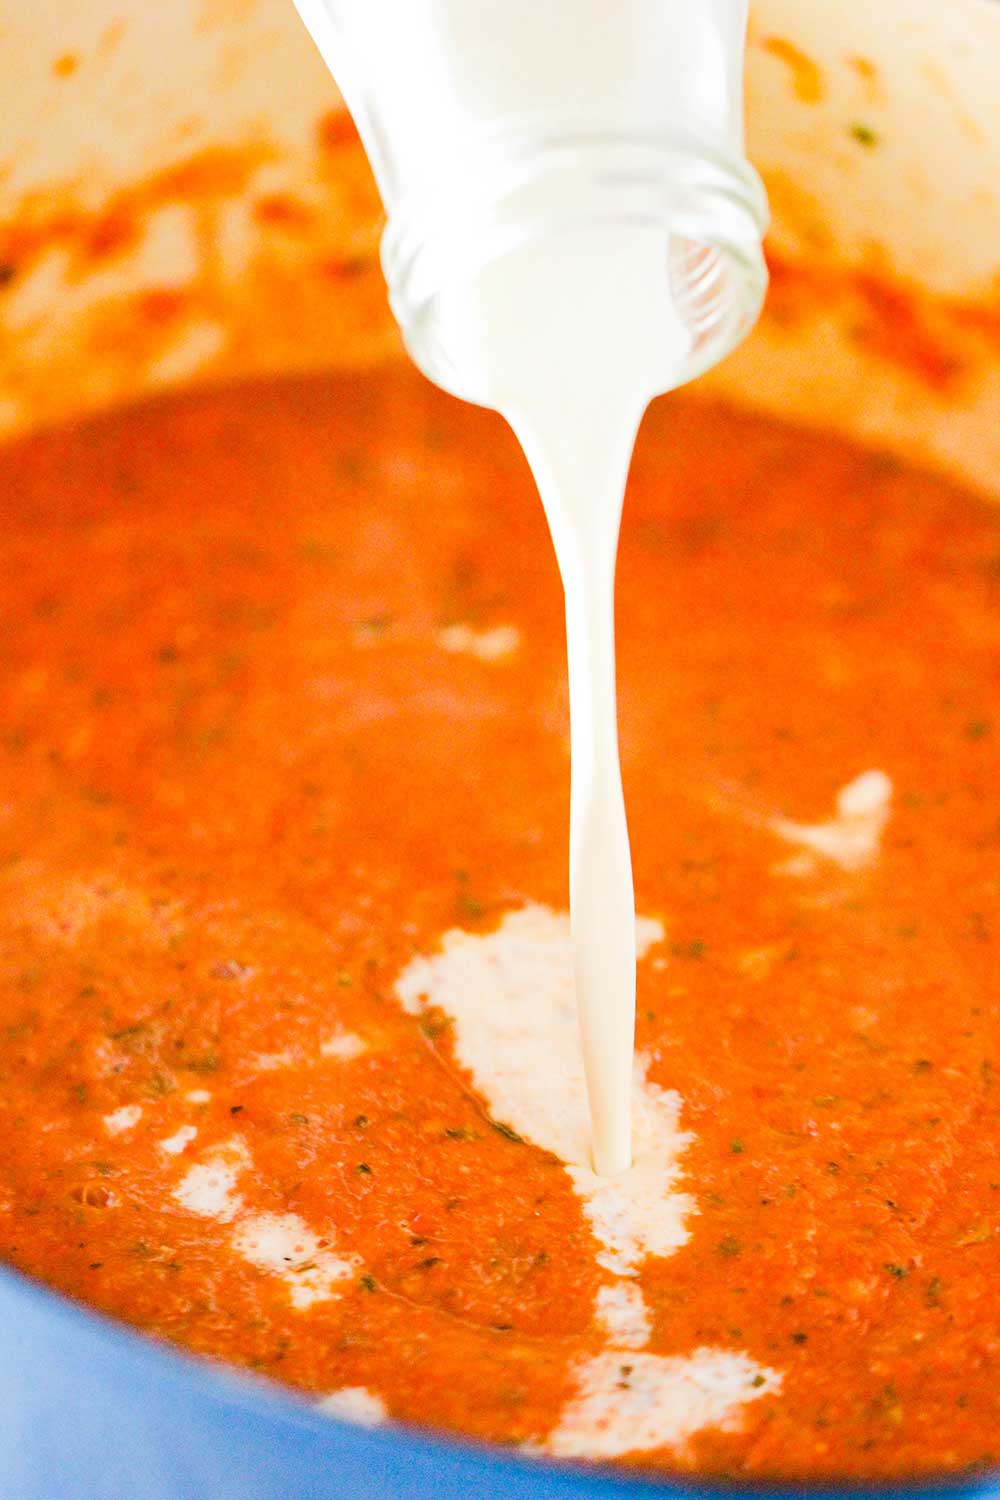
380, 127, 769, 399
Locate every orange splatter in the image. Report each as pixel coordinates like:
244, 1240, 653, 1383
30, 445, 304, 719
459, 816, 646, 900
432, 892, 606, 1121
763, 247, 1000, 393
762, 37, 825, 105
317, 108, 360, 153
253, 194, 315, 230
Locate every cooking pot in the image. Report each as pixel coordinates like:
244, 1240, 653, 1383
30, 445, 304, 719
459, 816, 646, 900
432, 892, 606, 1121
1, 1, 999, 1495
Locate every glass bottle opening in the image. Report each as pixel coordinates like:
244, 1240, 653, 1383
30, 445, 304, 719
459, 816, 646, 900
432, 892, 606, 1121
381, 130, 769, 404
667, 233, 766, 382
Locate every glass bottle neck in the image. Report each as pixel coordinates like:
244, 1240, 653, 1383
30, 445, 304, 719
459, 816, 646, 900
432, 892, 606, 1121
292, 0, 769, 402
381, 126, 767, 404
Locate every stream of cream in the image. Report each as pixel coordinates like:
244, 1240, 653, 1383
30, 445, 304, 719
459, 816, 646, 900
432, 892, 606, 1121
292, 0, 732, 1182
435, 227, 694, 1173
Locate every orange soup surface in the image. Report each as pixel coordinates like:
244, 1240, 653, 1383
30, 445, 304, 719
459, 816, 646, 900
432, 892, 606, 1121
1, 369, 999, 1481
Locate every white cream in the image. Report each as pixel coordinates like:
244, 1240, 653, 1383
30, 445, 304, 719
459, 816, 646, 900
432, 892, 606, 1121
396, 907, 781, 1454
397, 905, 692, 1277
172, 1137, 249, 1221
437, 624, 521, 661
291, 0, 759, 1178
232, 1212, 359, 1309
542, 1349, 779, 1462
173, 1139, 358, 1311
396, 908, 689, 1286
469, 233, 693, 1175
159, 1125, 198, 1156
316, 1386, 389, 1427
396, 905, 673, 1187
595, 1282, 652, 1351
294, 0, 761, 1184
569, 1070, 692, 1277
771, 769, 893, 872
397, 910, 687, 1287
103, 1104, 142, 1136
252, 1050, 298, 1072
319, 1030, 367, 1060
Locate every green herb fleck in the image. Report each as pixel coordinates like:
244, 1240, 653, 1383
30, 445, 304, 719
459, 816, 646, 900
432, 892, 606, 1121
338, 452, 366, 483
884, 1263, 908, 1279
490, 1119, 524, 1144
179, 1052, 219, 1075
356, 1162, 372, 1175
359, 1273, 377, 1292
850, 122, 879, 148
110, 1022, 153, 1050
730, 1139, 745, 1155
670, 938, 706, 961
297, 537, 340, 563
354, 615, 392, 641
718, 1236, 741, 1258
147, 1071, 176, 1098
419, 1014, 451, 1040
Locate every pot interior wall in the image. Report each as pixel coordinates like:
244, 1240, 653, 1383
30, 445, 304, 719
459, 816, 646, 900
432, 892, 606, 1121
0, 0, 998, 471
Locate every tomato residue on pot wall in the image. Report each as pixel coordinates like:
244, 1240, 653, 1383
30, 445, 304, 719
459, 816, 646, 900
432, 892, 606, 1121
1, 93, 999, 447
0, 115, 392, 440
1, 368, 1000, 1481
763, 247, 1000, 394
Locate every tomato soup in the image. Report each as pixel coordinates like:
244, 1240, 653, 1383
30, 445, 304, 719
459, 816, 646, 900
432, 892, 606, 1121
1, 368, 999, 1481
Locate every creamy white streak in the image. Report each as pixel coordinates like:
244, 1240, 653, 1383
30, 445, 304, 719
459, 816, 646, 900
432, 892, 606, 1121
160, 1125, 198, 1155
772, 769, 892, 872
595, 1281, 652, 1350
319, 1029, 367, 1060
437, 623, 521, 661
544, 1349, 779, 1461
172, 1138, 357, 1311
232, 1212, 359, 1309
395, 905, 780, 1455
172, 1137, 249, 1221
104, 1104, 142, 1135
396, 907, 690, 1277
316, 1386, 389, 1427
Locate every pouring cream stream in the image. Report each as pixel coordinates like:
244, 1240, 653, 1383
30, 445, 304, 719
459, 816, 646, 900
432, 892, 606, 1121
445, 229, 693, 1174
290, 0, 765, 1174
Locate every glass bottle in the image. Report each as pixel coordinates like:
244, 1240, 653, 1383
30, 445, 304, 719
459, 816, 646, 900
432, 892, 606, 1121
291, 0, 768, 403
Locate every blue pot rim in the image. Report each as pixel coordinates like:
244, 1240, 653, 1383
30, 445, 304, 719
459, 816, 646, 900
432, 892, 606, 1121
2, 1257, 996, 1500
